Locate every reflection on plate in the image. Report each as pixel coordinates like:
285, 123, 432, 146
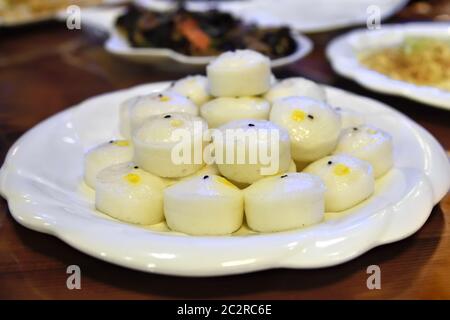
327, 23, 450, 110
1, 82, 448, 276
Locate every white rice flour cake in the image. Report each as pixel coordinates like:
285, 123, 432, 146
168, 75, 211, 106
334, 107, 365, 129
207, 50, 271, 97
133, 113, 208, 178
164, 174, 244, 235
84, 140, 133, 189
264, 77, 327, 103
303, 154, 374, 212
201, 97, 270, 128
95, 162, 165, 225
270, 96, 341, 163
244, 172, 325, 232
334, 125, 393, 178
216, 119, 291, 184
120, 91, 198, 139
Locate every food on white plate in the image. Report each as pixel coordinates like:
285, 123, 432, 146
244, 173, 325, 232
270, 96, 341, 164
168, 75, 211, 106
95, 162, 165, 225
334, 107, 365, 129
119, 91, 198, 139
207, 50, 271, 97
133, 113, 208, 178
264, 77, 327, 103
115, 5, 298, 60
200, 97, 271, 128
164, 175, 244, 235
303, 155, 374, 212
360, 37, 450, 92
80, 49, 400, 234
333, 125, 393, 178
216, 119, 291, 184
84, 140, 133, 189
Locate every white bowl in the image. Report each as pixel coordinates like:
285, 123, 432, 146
1, 82, 449, 276
326, 22, 450, 110
105, 30, 313, 68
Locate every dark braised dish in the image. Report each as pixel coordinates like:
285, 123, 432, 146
115, 4, 298, 59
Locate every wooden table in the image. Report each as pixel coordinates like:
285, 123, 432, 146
1, 4, 450, 300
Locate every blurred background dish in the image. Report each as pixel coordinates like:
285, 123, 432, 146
105, 7, 312, 67
137, 0, 410, 33
115, 5, 298, 60
0, 0, 413, 30
71, 3, 313, 68
397, 0, 450, 21
326, 22, 450, 110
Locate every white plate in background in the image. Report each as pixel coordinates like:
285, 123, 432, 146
54, 7, 313, 69
72, 6, 314, 68
1, 81, 448, 276
105, 29, 313, 68
0, 0, 126, 27
138, 0, 410, 33
326, 23, 450, 110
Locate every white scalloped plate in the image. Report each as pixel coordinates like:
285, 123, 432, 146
105, 30, 313, 68
0, 82, 449, 276
326, 23, 450, 110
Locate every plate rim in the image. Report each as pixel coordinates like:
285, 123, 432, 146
105, 30, 313, 67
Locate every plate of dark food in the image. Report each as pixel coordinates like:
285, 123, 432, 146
105, 4, 313, 67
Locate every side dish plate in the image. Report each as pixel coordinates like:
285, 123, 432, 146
326, 23, 450, 110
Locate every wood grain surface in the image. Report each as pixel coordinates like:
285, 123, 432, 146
0, 2, 449, 300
